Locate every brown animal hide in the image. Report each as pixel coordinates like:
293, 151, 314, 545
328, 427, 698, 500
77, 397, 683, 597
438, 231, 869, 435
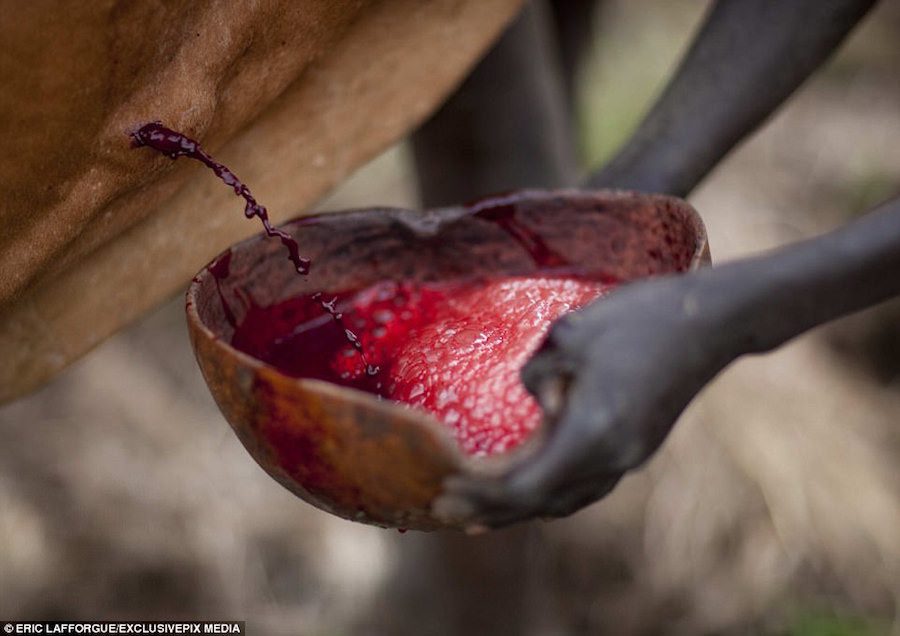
0, 0, 523, 403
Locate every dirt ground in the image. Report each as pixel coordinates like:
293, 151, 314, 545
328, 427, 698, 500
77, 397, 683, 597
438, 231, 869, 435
2, 2, 899, 634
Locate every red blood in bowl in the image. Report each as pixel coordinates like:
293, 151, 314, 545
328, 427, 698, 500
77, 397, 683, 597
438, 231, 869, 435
232, 275, 614, 455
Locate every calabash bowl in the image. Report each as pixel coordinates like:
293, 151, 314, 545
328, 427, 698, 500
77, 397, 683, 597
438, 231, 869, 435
186, 189, 709, 530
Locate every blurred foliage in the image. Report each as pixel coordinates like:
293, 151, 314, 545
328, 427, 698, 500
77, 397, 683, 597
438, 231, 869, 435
785, 610, 888, 636
833, 170, 899, 219
577, 1, 705, 167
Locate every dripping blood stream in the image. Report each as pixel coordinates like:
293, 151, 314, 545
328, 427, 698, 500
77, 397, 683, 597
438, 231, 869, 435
131, 122, 310, 275
131, 122, 381, 375
132, 122, 578, 394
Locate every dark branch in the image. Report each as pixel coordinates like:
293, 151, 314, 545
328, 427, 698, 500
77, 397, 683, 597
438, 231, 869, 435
588, 0, 878, 196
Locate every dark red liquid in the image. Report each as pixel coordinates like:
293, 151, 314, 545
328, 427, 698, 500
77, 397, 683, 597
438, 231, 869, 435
232, 275, 615, 456
470, 194, 569, 269
131, 122, 379, 374
133, 123, 605, 453
131, 122, 311, 275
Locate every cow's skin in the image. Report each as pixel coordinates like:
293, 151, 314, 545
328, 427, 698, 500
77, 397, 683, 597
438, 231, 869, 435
0, 0, 523, 402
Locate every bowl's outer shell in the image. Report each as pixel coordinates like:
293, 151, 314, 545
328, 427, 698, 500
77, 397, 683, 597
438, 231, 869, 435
187, 314, 461, 530
186, 189, 710, 529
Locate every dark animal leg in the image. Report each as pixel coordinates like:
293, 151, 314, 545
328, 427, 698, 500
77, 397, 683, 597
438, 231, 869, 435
411, 0, 575, 207
373, 3, 578, 635
547, 0, 603, 115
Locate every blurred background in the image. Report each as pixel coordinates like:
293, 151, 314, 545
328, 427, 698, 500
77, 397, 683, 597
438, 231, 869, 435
1, 1, 898, 634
